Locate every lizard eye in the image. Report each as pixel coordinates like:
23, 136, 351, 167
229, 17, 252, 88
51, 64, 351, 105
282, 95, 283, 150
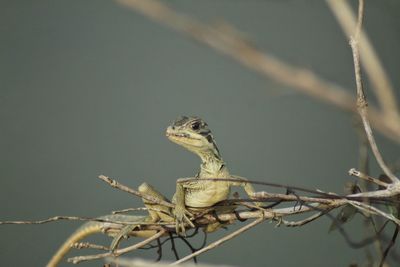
191, 122, 200, 131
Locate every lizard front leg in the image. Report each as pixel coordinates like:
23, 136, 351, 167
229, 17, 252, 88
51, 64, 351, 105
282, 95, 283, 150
173, 180, 195, 235
231, 175, 263, 207
110, 182, 173, 251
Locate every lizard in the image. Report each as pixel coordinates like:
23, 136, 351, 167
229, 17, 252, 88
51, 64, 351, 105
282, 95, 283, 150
131, 116, 261, 235
47, 116, 260, 266
46, 186, 173, 267
113, 115, 261, 243
109, 115, 247, 250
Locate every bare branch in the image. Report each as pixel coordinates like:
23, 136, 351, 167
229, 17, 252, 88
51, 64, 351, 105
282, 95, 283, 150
98, 175, 175, 208
115, 0, 400, 142
72, 242, 109, 251
68, 229, 166, 264
278, 211, 327, 227
334, 0, 400, 183
349, 168, 389, 188
0, 216, 131, 225
379, 226, 399, 267
327, 0, 400, 124
112, 207, 149, 214
347, 200, 400, 226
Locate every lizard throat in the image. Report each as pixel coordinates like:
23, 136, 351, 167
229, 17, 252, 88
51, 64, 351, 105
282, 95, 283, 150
198, 151, 227, 178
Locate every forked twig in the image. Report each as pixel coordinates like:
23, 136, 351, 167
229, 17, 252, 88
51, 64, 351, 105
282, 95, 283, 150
327, 0, 399, 184
68, 228, 166, 264
349, 168, 389, 188
99, 175, 175, 208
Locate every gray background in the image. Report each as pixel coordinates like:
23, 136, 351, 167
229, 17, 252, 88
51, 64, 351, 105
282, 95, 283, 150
1, 0, 399, 266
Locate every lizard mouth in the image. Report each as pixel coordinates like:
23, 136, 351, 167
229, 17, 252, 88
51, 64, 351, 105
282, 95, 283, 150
166, 132, 189, 138
166, 132, 200, 140
165, 127, 201, 141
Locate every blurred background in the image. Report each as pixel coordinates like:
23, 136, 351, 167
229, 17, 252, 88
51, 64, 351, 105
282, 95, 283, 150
1, 0, 399, 266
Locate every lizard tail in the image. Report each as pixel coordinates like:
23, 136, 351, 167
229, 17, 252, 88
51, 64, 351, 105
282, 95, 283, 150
46, 222, 103, 267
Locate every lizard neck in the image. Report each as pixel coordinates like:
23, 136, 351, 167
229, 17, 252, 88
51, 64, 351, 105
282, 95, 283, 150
197, 150, 229, 178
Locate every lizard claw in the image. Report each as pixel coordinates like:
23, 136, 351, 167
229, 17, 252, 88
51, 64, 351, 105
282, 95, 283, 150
174, 205, 195, 236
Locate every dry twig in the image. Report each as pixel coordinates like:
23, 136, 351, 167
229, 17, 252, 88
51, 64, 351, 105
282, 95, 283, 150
68, 228, 167, 264
327, 0, 400, 124
115, 0, 400, 142
99, 175, 174, 208
327, 0, 399, 184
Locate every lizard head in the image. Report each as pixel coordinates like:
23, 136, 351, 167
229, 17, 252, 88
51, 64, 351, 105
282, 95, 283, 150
166, 116, 221, 160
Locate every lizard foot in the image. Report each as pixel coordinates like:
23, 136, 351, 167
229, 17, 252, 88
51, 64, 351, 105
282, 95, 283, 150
174, 205, 195, 236
110, 224, 140, 252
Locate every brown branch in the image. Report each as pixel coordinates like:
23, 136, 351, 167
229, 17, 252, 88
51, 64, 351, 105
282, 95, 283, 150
329, 0, 400, 183
251, 191, 335, 204
0, 216, 132, 225
115, 0, 400, 143
112, 207, 149, 214
350, 36, 399, 183
68, 228, 166, 264
98, 175, 174, 208
0, 215, 169, 227
349, 168, 389, 188
278, 211, 327, 227
327, 0, 400, 125
72, 242, 109, 251
354, 0, 364, 41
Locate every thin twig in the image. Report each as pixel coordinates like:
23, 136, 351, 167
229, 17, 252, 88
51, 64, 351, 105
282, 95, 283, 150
278, 211, 327, 227
252, 191, 337, 204
112, 207, 149, 214
72, 242, 109, 251
99, 175, 174, 208
327, 0, 400, 125
177, 177, 344, 198
68, 229, 166, 264
0, 216, 91, 225
170, 216, 265, 265
349, 168, 389, 188
379, 225, 399, 267
354, 0, 364, 41
0, 216, 155, 226
169, 233, 180, 261
177, 236, 198, 263
333, 0, 399, 183
156, 238, 163, 262
350, 32, 399, 183
347, 200, 400, 226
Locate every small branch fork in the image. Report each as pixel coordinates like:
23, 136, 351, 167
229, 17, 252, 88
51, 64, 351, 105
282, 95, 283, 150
327, 0, 400, 265
68, 229, 167, 264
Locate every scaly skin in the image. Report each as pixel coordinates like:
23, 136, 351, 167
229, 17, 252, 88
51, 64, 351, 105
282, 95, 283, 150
46, 214, 153, 267
47, 182, 175, 266
109, 182, 174, 251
